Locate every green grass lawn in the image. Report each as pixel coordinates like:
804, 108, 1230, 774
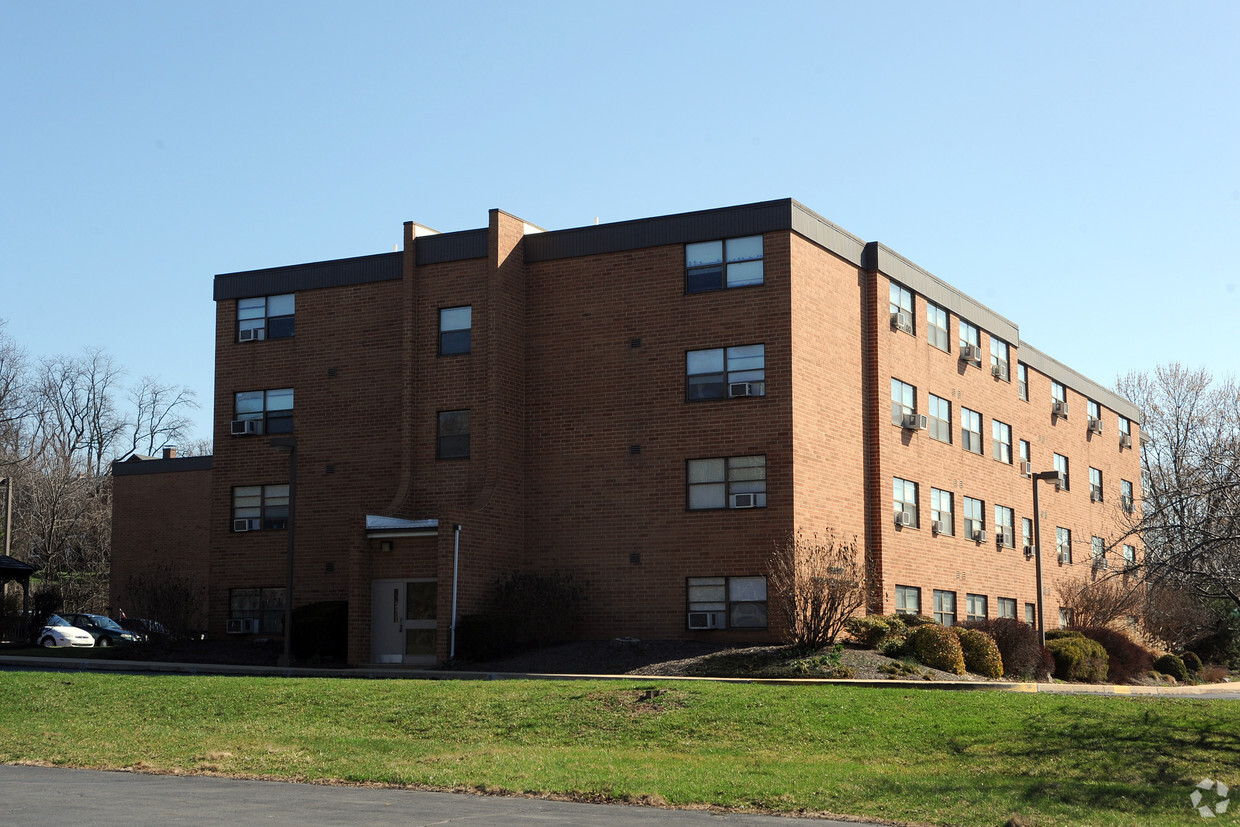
1, 671, 1236, 826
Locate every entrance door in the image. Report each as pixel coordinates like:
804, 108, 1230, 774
370, 578, 438, 665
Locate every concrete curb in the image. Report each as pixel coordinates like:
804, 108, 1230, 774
0, 654, 1234, 696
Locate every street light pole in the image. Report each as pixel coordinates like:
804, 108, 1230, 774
1031, 470, 1062, 647
270, 437, 297, 668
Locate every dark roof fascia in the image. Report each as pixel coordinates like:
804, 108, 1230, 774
0, 554, 37, 574
112, 456, 214, 477
213, 252, 402, 302
415, 228, 487, 265
1018, 341, 1142, 423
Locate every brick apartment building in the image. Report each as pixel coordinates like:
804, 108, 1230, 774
110, 198, 1143, 665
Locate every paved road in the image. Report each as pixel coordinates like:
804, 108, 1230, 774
0, 765, 886, 826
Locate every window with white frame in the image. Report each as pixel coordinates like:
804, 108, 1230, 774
1017, 362, 1028, 400
1121, 479, 1134, 513
229, 587, 286, 634
232, 484, 289, 531
994, 505, 1014, 547
1025, 603, 1036, 625
933, 589, 956, 626
437, 410, 471, 459
992, 420, 1012, 464
237, 293, 295, 341
687, 345, 765, 400
1092, 535, 1106, 568
1123, 544, 1136, 565
1089, 467, 1103, 502
998, 597, 1017, 619
1119, 415, 1132, 445
686, 236, 763, 293
1022, 517, 1033, 550
1088, 399, 1101, 425
927, 302, 949, 351
1056, 526, 1072, 563
891, 378, 916, 425
890, 282, 914, 333
990, 338, 1010, 380
928, 394, 952, 444
963, 496, 984, 540
687, 576, 767, 629
1019, 439, 1030, 466
893, 477, 919, 528
687, 456, 766, 510
439, 306, 472, 355
966, 593, 988, 621
1052, 380, 1067, 413
234, 388, 293, 435
931, 488, 953, 536
1059, 607, 1074, 629
895, 585, 921, 615
961, 407, 982, 454
959, 320, 980, 354
1054, 453, 1070, 490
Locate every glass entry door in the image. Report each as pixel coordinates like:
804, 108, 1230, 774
370, 578, 437, 665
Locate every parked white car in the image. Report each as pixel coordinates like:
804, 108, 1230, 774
39, 615, 96, 648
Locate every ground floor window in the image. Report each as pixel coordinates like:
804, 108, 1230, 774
933, 589, 956, 626
997, 597, 1017, 619
1025, 603, 1036, 626
229, 587, 285, 634
1059, 607, 1074, 629
686, 576, 767, 629
966, 593, 987, 621
895, 585, 921, 615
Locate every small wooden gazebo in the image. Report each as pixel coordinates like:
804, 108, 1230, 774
0, 554, 37, 617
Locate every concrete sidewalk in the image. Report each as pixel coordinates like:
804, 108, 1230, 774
1, 653, 1236, 697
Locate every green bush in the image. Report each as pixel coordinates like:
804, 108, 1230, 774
896, 613, 937, 628
1153, 653, 1188, 682
961, 618, 1049, 680
1182, 651, 1203, 673
845, 614, 904, 648
907, 624, 966, 675
953, 627, 1004, 678
1046, 635, 1109, 682
1077, 626, 1152, 684
1045, 629, 1085, 642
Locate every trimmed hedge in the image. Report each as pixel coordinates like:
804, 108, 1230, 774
907, 624, 966, 675
1046, 635, 1109, 683
1077, 626, 1153, 684
1182, 651, 1203, 673
961, 618, 1049, 680
953, 627, 1004, 679
1153, 653, 1189, 683
845, 615, 905, 648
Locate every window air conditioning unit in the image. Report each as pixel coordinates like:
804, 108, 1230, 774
1001, 529, 1014, 548
991, 363, 1009, 380
730, 493, 757, 509
891, 311, 913, 334
232, 519, 254, 533
226, 618, 259, 634
901, 413, 928, 430
1023, 544, 1035, 557
932, 520, 949, 536
728, 382, 754, 398
960, 344, 982, 363
1020, 461, 1033, 478
1090, 488, 1104, 503
1054, 471, 1067, 491
1058, 550, 1068, 564
1095, 558, 1109, 570
973, 529, 987, 543
687, 611, 724, 630
231, 419, 263, 436
1120, 433, 1132, 449
1088, 417, 1103, 435
895, 510, 913, 527
238, 328, 265, 342
1053, 400, 1069, 418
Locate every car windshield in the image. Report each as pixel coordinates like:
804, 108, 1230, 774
88, 615, 125, 631
45, 615, 69, 627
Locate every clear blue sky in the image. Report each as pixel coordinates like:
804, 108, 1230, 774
3, 1, 1237, 446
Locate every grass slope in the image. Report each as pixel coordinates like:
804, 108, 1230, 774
1, 672, 1236, 825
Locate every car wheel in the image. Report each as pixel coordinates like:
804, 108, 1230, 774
41, 636, 56, 648
97, 636, 111, 647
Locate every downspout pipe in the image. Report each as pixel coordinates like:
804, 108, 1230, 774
450, 523, 461, 660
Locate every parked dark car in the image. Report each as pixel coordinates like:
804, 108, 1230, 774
115, 617, 170, 643
60, 613, 141, 647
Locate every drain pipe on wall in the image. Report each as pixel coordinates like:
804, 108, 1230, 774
449, 523, 461, 660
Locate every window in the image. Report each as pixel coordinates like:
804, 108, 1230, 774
893, 477, 919, 527
1025, 603, 1036, 625
891, 379, 916, 425
1052, 380, 1067, 416
1017, 363, 1028, 400
437, 410, 471, 459
234, 388, 293, 435
933, 589, 956, 626
895, 585, 921, 615
928, 394, 952, 444
687, 345, 766, 400
961, 407, 982, 454
927, 302, 949, 351
990, 337, 1010, 380
992, 420, 1012, 464
439, 306, 472, 355
994, 505, 1014, 547
963, 496, 984, 540
686, 236, 763, 292
232, 484, 289, 531
687, 576, 767, 629
966, 593, 988, 621
229, 587, 286, 634
931, 488, 953, 536
1123, 544, 1136, 565
998, 597, 1017, 619
1056, 527, 1073, 564
1059, 607, 1074, 629
1121, 479, 1135, 513
1054, 453, 1069, 490
1022, 517, 1033, 551
687, 456, 766, 510
1092, 536, 1106, 569
237, 293, 294, 341
890, 283, 914, 333
1088, 399, 1101, 423
1089, 467, 1103, 502
959, 320, 979, 351
1119, 415, 1132, 446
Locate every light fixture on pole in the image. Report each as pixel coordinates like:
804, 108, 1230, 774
1030, 469, 1062, 647
270, 436, 298, 668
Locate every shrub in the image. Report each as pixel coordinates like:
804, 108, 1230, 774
845, 614, 906, 648
1046, 635, 1109, 682
1077, 626, 1153, 684
896, 613, 936, 628
907, 624, 965, 675
768, 528, 866, 647
961, 618, 1048, 680
953, 627, 1003, 678
292, 600, 347, 661
1045, 629, 1085, 642
1200, 664, 1229, 683
1182, 651, 1203, 673
1153, 653, 1188, 683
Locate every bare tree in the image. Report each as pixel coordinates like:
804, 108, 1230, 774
1054, 571, 1144, 629
768, 528, 866, 648
1116, 364, 1240, 614
0, 320, 34, 466
121, 376, 199, 460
